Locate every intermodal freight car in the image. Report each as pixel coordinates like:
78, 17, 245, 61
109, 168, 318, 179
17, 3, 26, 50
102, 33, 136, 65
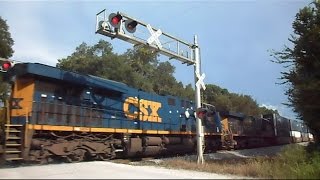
0, 61, 314, 164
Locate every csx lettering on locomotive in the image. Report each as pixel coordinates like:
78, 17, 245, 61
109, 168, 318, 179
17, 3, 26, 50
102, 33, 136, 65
123, 97, 162, 122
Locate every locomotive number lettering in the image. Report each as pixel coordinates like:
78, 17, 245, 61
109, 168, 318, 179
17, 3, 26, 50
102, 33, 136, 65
123, 97, 162, 122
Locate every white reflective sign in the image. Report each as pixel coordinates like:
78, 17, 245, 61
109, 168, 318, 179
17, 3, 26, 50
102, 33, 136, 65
196, 71, 206, 90
146, 24, 162, 49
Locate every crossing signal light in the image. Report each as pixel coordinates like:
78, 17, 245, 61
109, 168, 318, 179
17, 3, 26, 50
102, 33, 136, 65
108, 13, 122, 29
196, 108, 208, 120
108, 13, 138, 33
1, 60, 15, 72
125, 20, 138, 33
196, 107, 215, 120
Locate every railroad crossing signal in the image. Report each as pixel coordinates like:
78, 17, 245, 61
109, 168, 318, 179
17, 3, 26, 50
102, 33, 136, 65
96, 10, 195, 65
0, 58, 16, 72
95, 9, 206, 164
196, 107, 215, 120
196, 107, 208, 120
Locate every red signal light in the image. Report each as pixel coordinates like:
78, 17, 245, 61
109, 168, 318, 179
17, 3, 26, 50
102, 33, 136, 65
111, 15, 122, 26
108, 13, 138, 33
196, 108, 208, 119
108, 13, 122, 28
0, 59, 16, 72
197, 111, 206, 119
2, 61, 12, 71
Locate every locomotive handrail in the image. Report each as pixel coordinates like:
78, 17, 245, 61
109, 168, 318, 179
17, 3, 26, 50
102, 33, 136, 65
5, 100, 10, 140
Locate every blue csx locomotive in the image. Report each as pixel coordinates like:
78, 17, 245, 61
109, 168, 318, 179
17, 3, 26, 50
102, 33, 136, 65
0, 61, 314, 163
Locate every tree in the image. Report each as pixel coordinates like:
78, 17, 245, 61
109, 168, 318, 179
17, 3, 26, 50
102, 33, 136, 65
0, 17, 14, 102
182, 84, 195, 100
123, 46, 159, 92
202, 84, 276, 116
57, 40, 113, 76
0, 16, 14, 140
0, 16, 14, 58
259, 106, 278, 115
151, 61, 177, 95
272, 1, 320, 144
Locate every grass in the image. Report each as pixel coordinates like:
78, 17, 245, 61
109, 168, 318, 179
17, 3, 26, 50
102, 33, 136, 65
159, 143, 320, 179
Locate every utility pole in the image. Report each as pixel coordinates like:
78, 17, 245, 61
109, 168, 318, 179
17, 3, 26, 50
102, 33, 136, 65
95, 9, 206, 164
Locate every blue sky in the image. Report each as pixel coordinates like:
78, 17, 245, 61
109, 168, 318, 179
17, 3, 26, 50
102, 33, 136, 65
0, 0, 311, 119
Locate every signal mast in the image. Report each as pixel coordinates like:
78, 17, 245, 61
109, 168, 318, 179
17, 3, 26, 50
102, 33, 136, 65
95, 10, 207, 164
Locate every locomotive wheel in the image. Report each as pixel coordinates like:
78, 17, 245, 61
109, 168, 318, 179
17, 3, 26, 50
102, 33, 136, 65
66, 149, 86, 163
39, 156, 54, 164
39, 157, 48, 164
97, 153, 111, 161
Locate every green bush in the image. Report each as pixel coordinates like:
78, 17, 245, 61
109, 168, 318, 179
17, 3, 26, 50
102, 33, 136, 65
282, 145, 317, 178
160, 144, 320, 179
258, 144, 320, 179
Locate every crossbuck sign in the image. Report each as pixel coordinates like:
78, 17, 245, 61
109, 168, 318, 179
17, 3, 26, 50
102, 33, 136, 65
196, 71, 206, 90
146, 24, 162, 49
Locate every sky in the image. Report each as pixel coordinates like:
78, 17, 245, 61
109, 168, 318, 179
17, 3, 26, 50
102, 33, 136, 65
0, 0, 311, 119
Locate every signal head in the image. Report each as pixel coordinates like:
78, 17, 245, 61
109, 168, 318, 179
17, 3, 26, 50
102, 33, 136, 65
1, 60, 15, 72
196, 108, 208, 120
108, 13, 123, 29
125, 19, 138, 33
